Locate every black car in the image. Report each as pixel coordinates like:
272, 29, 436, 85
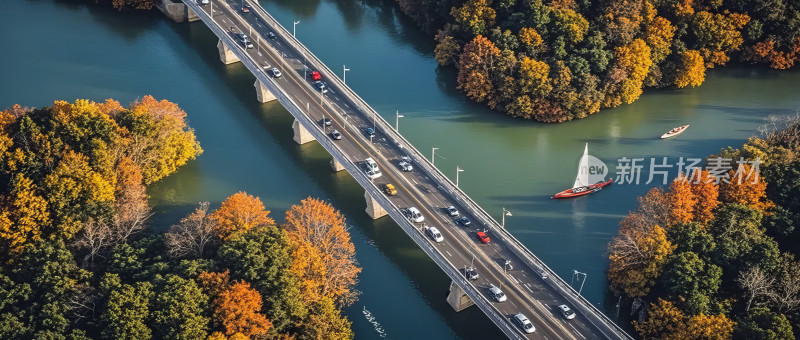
464, 267, 478, 280
313, 81, 328, 94
456, 216, 471, 227
322, 118, 332, 126
330, 130, 342, 140
364, 127, 376, 138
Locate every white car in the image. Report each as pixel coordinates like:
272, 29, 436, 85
399, 160, 413, 172
364, 157, 379, 172
558, 304, 576, 320
488, 284, 506, 302
426, 226, 444, 243
366, 168, 382, 180
271, 68, 282, 78
512, 313, 535, 334
445, 205, 459, 217
198, 0, 209, 5
406, 207, 424, 223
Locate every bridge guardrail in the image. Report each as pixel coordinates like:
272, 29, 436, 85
241, 3, 631, 339
183, 1, 528, 338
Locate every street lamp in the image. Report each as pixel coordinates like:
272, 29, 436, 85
343, 65, 350, 84
293, 20, 300, 37
395, 110, 404, 131
572, 270, 587, 295
456, 166, 464, 187
501, 207, 512, 227
431, 147, 438, 166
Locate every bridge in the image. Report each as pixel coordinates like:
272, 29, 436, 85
166, 0, 633, 338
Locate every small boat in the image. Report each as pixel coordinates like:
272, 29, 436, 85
660, 124, 689, 139
552, 144, 613, 199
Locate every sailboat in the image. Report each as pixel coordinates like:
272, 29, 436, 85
552, 143, 613, 199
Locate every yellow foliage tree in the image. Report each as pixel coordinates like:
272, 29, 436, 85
518, 57, 552, 97
602, 39, 652, 107
675, 50, 706, 88
643, 17, 676, 64
608, 224, 675, 297
212, 192, 275, 240
284, 197, 361, 306
0, 174, 50, 255
635, 299, 735, 339
450, 0, 496, 36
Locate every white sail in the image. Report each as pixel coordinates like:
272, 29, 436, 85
572, 143, 590, 189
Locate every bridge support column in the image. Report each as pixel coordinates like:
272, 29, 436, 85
446, 281, 474, 312
364, 191, 387, 219
217, 40, 240, 65
330, 158, 345, 172
292, 119, 315, 145
186, 6, 200, 22
254, 80, 277, 103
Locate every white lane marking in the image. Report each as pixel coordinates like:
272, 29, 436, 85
523, 284, 533, 293
569, 324, 586, 339
446, 251, 452, 257
510, 275, 520, 284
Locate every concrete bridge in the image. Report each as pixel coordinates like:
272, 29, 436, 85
161, 0, 633, 338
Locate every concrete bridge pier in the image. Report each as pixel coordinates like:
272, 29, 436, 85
292, 119, 315, 145
364, 191, 387, 219
330, 158, 345, 172
254, 80, 277, 103
217, 40, 240, 65
446, 281, 475, 312
186, 6, 199, 22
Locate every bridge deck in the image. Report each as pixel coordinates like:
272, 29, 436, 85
182, 1, 632, 339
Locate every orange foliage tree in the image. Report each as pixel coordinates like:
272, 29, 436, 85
456, 36, 501, 107
719, 164, 773, 212
284, 197, 361, 306
212, 192, 275, 240
668, 173, 698, 225
199, 271, 272, 338
688, 169, 720, 226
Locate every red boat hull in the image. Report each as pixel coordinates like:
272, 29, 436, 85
552, 178, 613, 199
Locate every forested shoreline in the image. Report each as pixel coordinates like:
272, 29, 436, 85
0, 98, 359, 340
394, 0, 800, 122
606, 113, 800, 339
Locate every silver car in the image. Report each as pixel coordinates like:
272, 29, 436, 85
512, 313, 535, 334
558, 304, 576, 320
488, 284, 506, 302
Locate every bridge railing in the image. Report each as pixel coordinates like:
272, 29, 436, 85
182, 1, 529, 338
240, 3, 631, 339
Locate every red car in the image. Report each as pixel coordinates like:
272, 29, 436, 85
476, 231, 490, 243
311, 71, 322, 81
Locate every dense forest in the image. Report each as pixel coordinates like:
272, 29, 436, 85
394, 0, 800, 122
0, 99, 359, 339
606, 113, 800, 339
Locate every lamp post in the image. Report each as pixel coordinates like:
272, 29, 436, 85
456, 166, 464, 187
395, 111, 404, 131
293, 20, 300, 37
572, 270, 587, 295
501, 208, 512, 227
431, 148, 438, 166
343, 65, 350, 84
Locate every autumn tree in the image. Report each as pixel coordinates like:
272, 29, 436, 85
450, 0, 496, 36
517, 57, 552, 97
117, 95, 202, 184
643, 17, 676, 65
602, 39, 652, 108
719, 164, 773, 212
635, 299, 735, 339
214, 281, 272, 337
619, 187, 671, 232
675, 50, 707, 88
608, 224, 675, 297
212, 192, 274, 240
284, 197, 361, 306
456, 36, 501, 107
112, 156, 151, 242
434, 33, 460, 66
165, 202, 218, 258
688, 169, 720, 225
0, 173, 50, 255
668, 173, 698, 225
690, 11, 750, 67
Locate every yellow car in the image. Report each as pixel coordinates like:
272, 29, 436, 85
384, 183, 397, 196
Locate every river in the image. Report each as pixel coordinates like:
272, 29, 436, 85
1, 0, 799, 338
